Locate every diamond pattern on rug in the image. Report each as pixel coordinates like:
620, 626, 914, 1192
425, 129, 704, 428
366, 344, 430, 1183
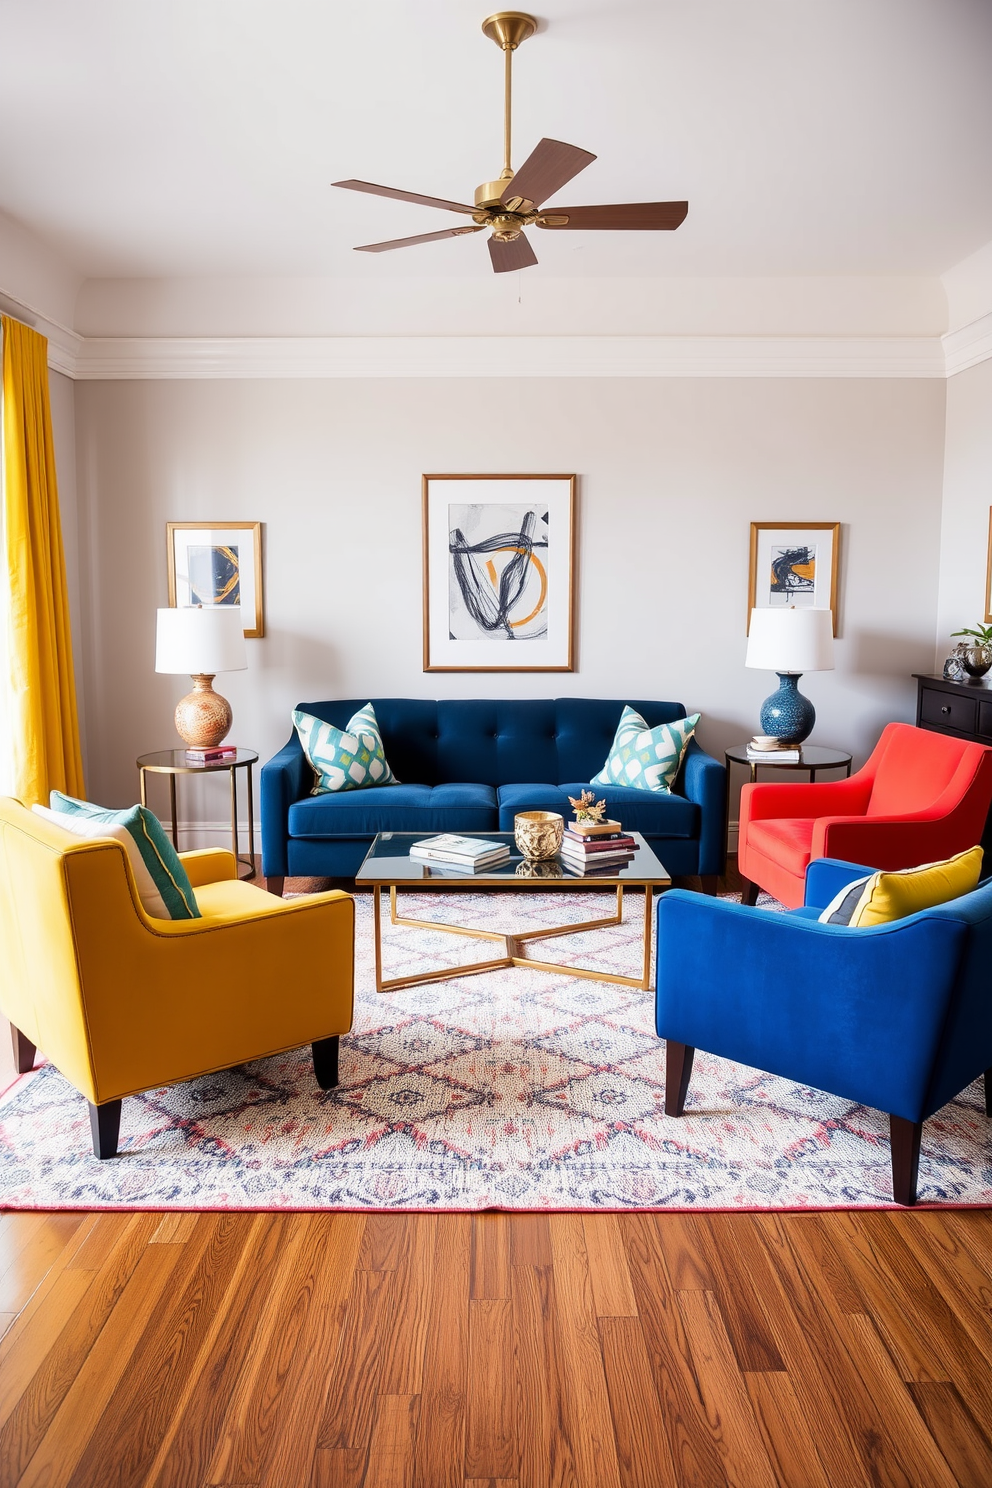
1, 888, 990, 1210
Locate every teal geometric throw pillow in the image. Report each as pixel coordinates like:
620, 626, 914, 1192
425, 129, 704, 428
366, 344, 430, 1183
44, 791, 201, 920
591, 706, 700, 794
293, 702, 397, 795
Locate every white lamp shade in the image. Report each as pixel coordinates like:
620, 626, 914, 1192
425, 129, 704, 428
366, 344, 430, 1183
745, 607, 835, 673
155, 606, 248, 675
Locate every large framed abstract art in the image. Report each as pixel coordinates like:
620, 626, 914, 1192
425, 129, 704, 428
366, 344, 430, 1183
422, 474, 576, 672
747, 521, 840, 635
166, 522, 264, 638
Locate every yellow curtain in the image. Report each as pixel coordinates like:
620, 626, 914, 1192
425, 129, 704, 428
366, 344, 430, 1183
1, 315, 84, 804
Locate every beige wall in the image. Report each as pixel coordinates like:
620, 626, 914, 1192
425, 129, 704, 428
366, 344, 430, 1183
935, 357, 992, 659
71, 375, 946, 837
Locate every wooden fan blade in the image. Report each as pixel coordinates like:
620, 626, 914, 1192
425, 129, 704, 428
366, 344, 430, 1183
488, 234, 538, 274
501, 138, 596, 209
332, 179, 477, 215
537, 202, 689, 231
355, 225, 485, 253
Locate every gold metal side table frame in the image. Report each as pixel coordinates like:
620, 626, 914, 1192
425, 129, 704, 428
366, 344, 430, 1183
369, 880, 657, 994
137, 748, 259, 880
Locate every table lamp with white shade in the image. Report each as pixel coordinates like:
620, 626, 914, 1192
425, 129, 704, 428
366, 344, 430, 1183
745, 607, 834, 745
155, 606, 247, 748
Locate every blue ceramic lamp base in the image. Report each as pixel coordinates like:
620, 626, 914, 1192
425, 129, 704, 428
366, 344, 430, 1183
759, 672, 816, 745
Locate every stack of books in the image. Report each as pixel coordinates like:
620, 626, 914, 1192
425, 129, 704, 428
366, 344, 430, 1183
185, 743, 239, 765
745, 739, 801, 762
559, 824, 636, 875
409, 834, 510, 871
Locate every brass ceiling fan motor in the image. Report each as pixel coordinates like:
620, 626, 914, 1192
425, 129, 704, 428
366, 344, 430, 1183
332, 11, 688, 274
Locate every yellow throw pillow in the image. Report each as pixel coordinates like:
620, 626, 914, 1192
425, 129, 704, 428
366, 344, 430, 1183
818, 847, 983, 928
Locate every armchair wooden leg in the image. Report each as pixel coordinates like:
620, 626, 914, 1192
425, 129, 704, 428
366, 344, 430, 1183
699, 875, 719, 896
312, 1035, 340, 1091
89, 1100, 122, 1160
10, 1024, 36, 1074
741, 879, 760, 907
890, 1115, 922, 1206
985, 1067, 992, 1118
665, 1041, 695, 1117
266, 876, 285, 898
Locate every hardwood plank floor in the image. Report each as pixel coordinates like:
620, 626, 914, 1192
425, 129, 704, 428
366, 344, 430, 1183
0, 1208, 989, 1487
1, 868, 990, 1484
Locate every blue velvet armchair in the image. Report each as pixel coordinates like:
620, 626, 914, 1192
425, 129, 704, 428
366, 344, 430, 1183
655, 858, 992, 1204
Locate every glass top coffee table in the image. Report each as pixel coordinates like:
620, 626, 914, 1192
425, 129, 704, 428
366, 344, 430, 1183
355, 830, 672, 994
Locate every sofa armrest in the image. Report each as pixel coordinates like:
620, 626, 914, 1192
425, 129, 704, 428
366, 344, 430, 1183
681, 739, 727, 876
803, 857, 876, 910
814, 813, 975, 867
740, 773, 873, 827
178, 848, 238, 887
655, 889, 967, 1121
261, 733, 311, 877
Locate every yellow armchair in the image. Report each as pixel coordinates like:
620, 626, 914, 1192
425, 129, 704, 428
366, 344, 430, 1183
0, 797, 354, 1158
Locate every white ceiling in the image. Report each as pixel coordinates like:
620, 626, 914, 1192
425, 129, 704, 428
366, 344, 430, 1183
1, 0, 991, 281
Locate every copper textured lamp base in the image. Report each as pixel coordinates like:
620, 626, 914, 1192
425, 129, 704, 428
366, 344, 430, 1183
174, 674, 233, 748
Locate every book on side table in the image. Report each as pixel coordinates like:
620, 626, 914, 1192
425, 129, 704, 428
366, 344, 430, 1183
409, 834, 511, 869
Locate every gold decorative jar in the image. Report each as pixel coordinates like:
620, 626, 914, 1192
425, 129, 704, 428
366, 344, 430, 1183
515, 857, 564, 879
513, 810, 564, 861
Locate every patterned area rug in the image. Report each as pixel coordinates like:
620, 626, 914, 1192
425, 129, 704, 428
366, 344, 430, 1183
1, 890, 990, 1211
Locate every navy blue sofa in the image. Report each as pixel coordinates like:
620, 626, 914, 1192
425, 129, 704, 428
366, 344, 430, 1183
656, 856, 992, 1204
261, 698, 725, 890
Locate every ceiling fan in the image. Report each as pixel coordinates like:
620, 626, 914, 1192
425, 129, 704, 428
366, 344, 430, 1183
332, 10, 688, 274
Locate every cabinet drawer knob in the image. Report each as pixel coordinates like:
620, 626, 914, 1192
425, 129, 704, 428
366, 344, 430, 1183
941, 705, 951, 714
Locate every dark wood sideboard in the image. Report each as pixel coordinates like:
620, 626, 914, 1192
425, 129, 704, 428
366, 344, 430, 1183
914, 672, 992, 745
914, 672, 992, 853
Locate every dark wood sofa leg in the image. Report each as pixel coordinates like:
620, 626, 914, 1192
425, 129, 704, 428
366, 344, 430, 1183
665, 1041, 695, 1117
890, 1115, 923, 1206
10, 1024, 36, 1074
985, 1067, 992, 1118
89, 1100, 122, 1160
266, 876, 285, 898
313, 1035, 340, 1091
699, 875, 719, 896
741, 879, 760, 907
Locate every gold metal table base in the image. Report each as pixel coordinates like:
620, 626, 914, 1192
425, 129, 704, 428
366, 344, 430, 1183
371, 883, 654, 993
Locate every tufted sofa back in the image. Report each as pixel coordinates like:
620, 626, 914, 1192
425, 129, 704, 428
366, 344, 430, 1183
294, 698, 688, 788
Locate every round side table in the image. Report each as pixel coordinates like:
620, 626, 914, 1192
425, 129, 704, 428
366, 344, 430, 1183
137, 748, 259, 880
724, 743, 853, 854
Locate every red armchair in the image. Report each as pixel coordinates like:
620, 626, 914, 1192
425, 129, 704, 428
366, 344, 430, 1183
739, 722, 992, 908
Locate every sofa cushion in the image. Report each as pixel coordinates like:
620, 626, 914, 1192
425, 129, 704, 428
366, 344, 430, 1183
592, 706, 699, 794
40, 793, 200, 921
293, 702, 396, 794
288, 782, 497, 838
496, 782, 698, 838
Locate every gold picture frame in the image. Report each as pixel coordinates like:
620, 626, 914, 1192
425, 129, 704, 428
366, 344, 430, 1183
166, 521, 264, 638
984, 509, 992, 624
423, 474, 576, 672
747, 521, 840, 635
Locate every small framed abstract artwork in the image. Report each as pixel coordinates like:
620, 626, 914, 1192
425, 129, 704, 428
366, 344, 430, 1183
166, 522, 264, 638
747, 521, 840, 635
422, 474, 576, 672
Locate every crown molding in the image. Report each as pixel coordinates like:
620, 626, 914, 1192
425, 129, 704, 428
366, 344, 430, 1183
67, 332, 947, 380
943, 311, 992, 378
0, 286, 82, 378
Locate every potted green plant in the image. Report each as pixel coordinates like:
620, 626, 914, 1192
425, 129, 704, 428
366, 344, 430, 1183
950, 622, 992, 681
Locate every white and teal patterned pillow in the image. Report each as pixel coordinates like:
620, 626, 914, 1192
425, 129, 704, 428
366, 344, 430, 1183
591, 706, 700, 794
293, 702, 397, 795
37, 791, 201, 920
